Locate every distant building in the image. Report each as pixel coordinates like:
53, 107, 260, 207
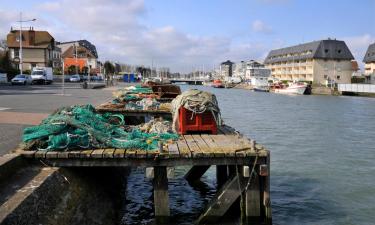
264, 39, 355, 85
6, 27, 61, 71
220, 60, 234, 77
233, 61, 246, 79
58, 40, 98, 74
245, 60, 271, 82
232, 60, 271, 82
363, 43, 375, 75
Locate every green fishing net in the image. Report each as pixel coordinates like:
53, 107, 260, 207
22, 104, 178, 151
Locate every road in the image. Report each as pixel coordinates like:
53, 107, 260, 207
0, 82, 117, 156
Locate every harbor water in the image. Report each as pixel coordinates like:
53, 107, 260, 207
122, 85, 375, 225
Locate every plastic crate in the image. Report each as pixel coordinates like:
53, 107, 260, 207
178, 107, 217, 134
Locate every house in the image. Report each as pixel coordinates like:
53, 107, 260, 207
363, 43, 375, 75
264, 39, 355, 85
6, 27, 61, 71
58, 40, 98, 74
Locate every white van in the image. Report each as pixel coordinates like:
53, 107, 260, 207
31, 67, 53, 84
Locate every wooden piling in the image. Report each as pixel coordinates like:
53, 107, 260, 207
216, 165, 228, 188
153, 166, 170, 224
263, 152, 272, 224
241, 172, 261, 224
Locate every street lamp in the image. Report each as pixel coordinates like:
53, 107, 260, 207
17, 12, 36, 75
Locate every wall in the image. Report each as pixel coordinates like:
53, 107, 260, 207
313, 59, 353, 85
364, 62, 375, 75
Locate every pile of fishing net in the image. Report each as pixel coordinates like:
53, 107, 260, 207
112, 85, 158, 103
22, 104, 179, 151
171, 89, 223, 132
125, 98, 161, 110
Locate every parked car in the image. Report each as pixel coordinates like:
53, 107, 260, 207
70, 75, 81, 82
63, 75, 71, 82
11, 74, 32, 85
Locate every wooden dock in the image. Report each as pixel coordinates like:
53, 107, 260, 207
19, 125, 272, 224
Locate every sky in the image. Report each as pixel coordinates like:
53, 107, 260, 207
0, 0, 374, 72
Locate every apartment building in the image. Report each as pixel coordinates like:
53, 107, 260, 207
264, 39, 355, 85
232, 60, 270, 81
220, 60, 234, 77
58, 40, 98, 73
232, 61, 246, 79
6, 27, 61, 71
363, 43, 375, 75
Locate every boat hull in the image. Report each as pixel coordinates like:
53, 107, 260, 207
274, 86, 306, 95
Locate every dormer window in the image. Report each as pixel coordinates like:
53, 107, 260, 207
337, 49, 342, 54
324, 49, 329, 53
16, 37, 20, 42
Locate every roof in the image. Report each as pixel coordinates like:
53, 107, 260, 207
6, 29, 54, 49
58, 40, 98, 58
264, 39, 354, 64
363, 43, 375, 63
221, 60, 234, 65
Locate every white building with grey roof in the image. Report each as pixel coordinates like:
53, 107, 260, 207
264, 39, 355, 85
363, 43, 375, 75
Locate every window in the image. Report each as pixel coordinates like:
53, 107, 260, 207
324, 75, 328, 79
16, 37, 20, 42
337, 49, 342, 54
324, 49, 329, 53
336, 75, 341, 80
14, 49, 19, 58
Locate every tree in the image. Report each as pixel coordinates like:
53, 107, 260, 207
104, 61, 115, 85
68, 65, 78, 75
104, 61, 115, 74
82, 66, 89, 75
0, 39, 7, 51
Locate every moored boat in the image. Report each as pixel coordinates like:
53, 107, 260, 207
212, 79, 224, 88
253, 86, 269, 92
272, 82, 307, 95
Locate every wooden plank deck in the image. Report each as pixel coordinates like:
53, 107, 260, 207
20, 134, 268, 167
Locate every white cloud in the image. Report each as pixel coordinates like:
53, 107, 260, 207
0, 0, 271, 72
342, 34, 374, 70
252, 20, 273, 34
36, 2, 61, 11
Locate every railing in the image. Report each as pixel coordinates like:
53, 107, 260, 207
338, 84, 375, 93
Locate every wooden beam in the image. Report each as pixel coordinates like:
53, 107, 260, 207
153, 166, 170, 224
39, 156, 265, 167
184, 165, 210, 182
197, 174, 248, 224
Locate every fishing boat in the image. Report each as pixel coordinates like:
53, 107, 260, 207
272, 82, 307, 95
212, 79, 224, 88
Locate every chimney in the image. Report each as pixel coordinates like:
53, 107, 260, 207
29, 29, 35, 46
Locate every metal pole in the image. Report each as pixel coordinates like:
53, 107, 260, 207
62, 60, 65, 95
87, 59, 90, 85
75, 43, 78, 75
19, 12, 23, 75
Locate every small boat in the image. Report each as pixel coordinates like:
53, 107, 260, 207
273, 82, 307, 95
212, 79, 224, 88
253, 86, 269, 92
